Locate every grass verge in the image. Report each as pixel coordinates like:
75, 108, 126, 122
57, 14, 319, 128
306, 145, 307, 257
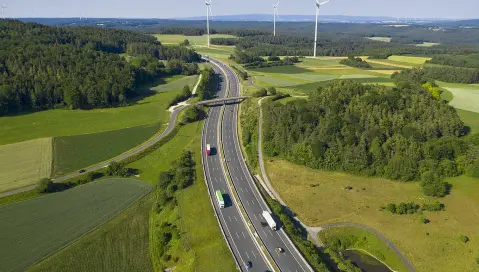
29, 193, 154, 272
128, 121, 236, 271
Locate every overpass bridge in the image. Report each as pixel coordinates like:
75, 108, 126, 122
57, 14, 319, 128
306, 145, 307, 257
194, 96, 248, 106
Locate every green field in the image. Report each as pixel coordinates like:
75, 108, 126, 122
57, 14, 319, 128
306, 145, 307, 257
0, 178, 153, 272
0, 138, 52, 192
52, 123, 161, 176
266, 159, 479, 272
415, 42, 441, 47
128, 121, 236, 271
365, 37, 392, 42
0, 90, 180, 146
388, 55, 431, 65
29, 194, 154, 272
438, 82, 479, 113
319, 226, 409, 272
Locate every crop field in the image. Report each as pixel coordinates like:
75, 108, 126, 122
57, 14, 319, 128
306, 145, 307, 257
319, 226, 409, 272
388, 55, 431, 65
52, 123, 161, 176
0, 138, 52, 192
365, 37, 392, 42
415, 42, 441, 47
0, 88, 180, 146
29, 194, 154, 272
128, 121, 236, 271
265, 158, 479, 272
0, 178, 153, 272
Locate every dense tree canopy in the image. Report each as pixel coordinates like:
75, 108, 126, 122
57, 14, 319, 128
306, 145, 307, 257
0, 20, 201, 115
263, 81, 470, 183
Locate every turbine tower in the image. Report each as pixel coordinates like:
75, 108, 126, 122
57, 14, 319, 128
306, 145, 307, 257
205, 0, 213, 48
273, 1, 279, 36
1, 4, 7, 19
313, 0, 330, 58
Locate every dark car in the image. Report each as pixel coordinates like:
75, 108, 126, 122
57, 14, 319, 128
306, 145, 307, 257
79, 169, 86, 173
244, 261, 252, 269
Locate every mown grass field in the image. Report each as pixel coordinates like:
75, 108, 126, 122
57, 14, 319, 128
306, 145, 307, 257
457, 109, 479, 134
0, 138, 52, 192
52, 123, 161, 176
29, 194, 154, 272
265, 159, 479, 272
0, 178, 153, 272
319, 226, 409, 272
0, 89, 180, 146
128, 121, 236, 271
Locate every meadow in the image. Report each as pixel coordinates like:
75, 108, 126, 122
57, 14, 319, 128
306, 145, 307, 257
52, 123, 161, 176
128, 121, 236, 271
29, 194, 154, 272
265, 158, 479, 272
0, 89, 180, 146
151, 75, 199, 92
438, 82, 479, 113
0, 138, 52, 192
365, 37, 392, 42
0, 178, 153, 272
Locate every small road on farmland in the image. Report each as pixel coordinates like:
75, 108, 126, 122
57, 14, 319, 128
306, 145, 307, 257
256, 98, 416, 272
0, 96, 246, 199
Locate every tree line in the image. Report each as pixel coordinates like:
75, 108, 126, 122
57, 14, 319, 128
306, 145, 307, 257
339, 56, 372, 69
392, 67, 479, 85
426, 54, 479, 70
262, 81, 478, 197
0, 20, 201, 115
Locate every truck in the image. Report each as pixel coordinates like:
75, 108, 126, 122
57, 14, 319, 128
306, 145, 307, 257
206, 144, 212, 156
215, 190, 225, 208
262, 210, 277, 231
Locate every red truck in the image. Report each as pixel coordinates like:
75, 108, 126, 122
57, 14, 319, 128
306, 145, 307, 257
206, 144, 212, 156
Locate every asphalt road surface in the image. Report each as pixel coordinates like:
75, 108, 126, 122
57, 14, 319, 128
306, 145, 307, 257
202, 61, 271, 272
208, 58, 313, 272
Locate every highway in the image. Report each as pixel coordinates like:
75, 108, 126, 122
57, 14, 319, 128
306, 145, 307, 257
202, 61, 271, 272
207, 58, 313, 272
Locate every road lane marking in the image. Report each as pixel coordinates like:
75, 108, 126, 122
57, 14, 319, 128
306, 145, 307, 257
234, 216, 238, 221
236, 232, 240, 239
252, 251, 257, 259
242, 232, 246, 238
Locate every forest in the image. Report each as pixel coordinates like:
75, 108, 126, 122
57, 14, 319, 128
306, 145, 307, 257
0, 20, 201, 115
262, 81, 479, 196
392, 67, 479, 84
426, 54, 479, 69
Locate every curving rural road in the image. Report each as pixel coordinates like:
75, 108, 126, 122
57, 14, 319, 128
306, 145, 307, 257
257, 98, 416, 272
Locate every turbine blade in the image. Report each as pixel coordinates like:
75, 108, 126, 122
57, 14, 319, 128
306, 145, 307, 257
209, 6, 213, 20
319, 0, 330, 5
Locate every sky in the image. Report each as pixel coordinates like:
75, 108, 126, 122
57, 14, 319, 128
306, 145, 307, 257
1, 0, 478, 20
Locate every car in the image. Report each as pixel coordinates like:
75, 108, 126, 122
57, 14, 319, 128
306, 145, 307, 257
244, 261, 252, 269
275, 247, 284, 253
79, 169, 86, 173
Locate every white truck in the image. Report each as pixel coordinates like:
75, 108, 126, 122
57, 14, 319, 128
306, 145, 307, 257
262, 210, 277, 231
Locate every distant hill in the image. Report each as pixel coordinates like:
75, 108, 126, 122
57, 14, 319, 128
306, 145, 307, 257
176, 14, 401, 23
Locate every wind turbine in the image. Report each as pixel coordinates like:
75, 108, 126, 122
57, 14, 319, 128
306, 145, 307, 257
1, 4, 7, 19
205, 0, 213, 48
273, 1, 279, 36
313, 0, 330, 58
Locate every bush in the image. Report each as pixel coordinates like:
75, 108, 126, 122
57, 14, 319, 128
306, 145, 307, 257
267, 87, 277, 96
420, 171, 448, 197
252, 88, 268, 98
384, 202, 419, 214
181, 105, 206, 124
459, 234, 470, 243
106, 161, 129, 177
37, 178, 54, 193
420, 216, 430, 224
422, 201, 445, 211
